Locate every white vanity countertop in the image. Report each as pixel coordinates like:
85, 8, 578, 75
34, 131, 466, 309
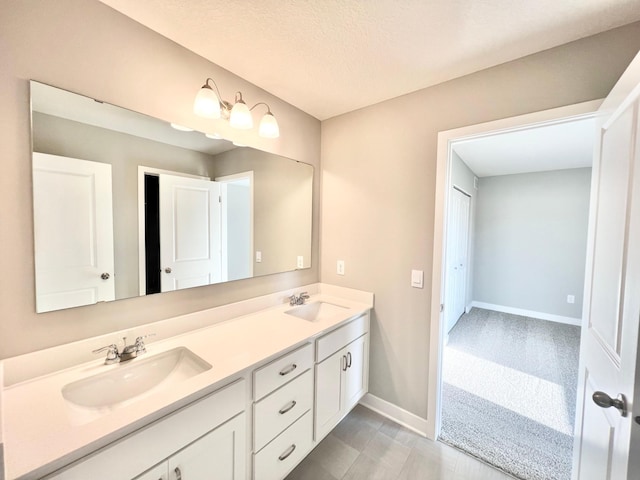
3, 290, 373, 480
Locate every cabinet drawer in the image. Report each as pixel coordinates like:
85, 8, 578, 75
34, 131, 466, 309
254, 343, 313, 400
254, 369, 313, 452
254, 411, 313, 480
316, 314, 369, 362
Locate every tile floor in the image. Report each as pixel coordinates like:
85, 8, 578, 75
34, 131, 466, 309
285, 405, 516, 480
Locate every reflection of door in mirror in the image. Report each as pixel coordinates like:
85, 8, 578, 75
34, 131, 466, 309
159, 174, 222, 292
33, 153, 115, 312
216, 172, 254, 282
139, 168, 223, 294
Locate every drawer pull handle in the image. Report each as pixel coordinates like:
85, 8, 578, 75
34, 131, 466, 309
342, 355, 348, 371
347, 351, 352, 368
278, 444, 297, 461
174, 466, 182, 480
279, 400, 297, 414
279, 364, 297, 376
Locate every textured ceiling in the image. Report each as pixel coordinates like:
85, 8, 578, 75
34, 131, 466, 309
98, 0, 640, 120
453, 117, 596, 177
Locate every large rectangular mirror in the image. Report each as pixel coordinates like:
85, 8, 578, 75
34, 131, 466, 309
31, 81, 313, 313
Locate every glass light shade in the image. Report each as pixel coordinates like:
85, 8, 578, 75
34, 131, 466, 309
170, 123, 193, 131
229, 101, 253, 129
193, 86, 221, 119
258, 112, 280, 138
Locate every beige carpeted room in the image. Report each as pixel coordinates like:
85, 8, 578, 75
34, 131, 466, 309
439, 119, 593, 479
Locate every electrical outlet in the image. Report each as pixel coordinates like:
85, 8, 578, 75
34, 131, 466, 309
337, 260, 345, 276
256, 251, 262, 263
297, 256, 304, 268
567, 295, 575, 304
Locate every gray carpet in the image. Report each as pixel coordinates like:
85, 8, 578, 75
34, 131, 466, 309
439, 308, 581, 480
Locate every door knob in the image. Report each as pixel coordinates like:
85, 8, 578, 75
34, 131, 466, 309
100, 272, 110, 280
592, 391, 627, 417
164, 267, 172, 274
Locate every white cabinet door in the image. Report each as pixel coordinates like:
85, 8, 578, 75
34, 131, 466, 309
168, 414, 245, 480
135, 463, 168, 480
315, 334, 369, 441
135, 414, 246, 480
33, 152, 115, 312
344, 334, 368, 412
159, 174, 222, 292
315, 348, 345, 440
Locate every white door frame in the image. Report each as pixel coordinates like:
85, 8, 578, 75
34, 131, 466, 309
215, 171, 255, 281
426, 99, 603, 440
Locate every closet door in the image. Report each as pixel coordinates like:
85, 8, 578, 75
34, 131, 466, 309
445, 187, 470, 333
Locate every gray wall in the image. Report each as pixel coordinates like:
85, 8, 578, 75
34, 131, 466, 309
0, 0, 320, 358
320, 24, 640, 420
451, 151, 477, 310
473, 168, 592, 319
211, 148, 313, 276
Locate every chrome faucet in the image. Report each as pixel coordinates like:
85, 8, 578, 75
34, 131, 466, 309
93, 334, 155, 365
289, 292, 310, 306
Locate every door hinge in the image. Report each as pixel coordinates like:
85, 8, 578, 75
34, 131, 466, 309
218, 195, 221, 203
440, 304, 444, 313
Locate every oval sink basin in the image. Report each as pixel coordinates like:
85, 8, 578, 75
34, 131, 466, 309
62, 347, 211, 409
285, 301, 348, 322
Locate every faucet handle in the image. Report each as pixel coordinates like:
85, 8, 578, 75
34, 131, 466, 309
134, 333, 156, 354
300, 292, 310, 299
92, 344, 119, 365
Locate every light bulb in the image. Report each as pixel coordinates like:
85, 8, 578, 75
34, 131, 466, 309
193, 85, 221, 119
258, 112, 280, 138
230, 100, 253, 129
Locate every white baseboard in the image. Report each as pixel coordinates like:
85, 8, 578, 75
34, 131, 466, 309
359, 393, 429, 437
470, 301, 582, 327
465, 302, 473, 314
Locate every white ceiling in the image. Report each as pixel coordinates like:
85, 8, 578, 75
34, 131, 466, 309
98, 0, 640, 120
452, 117, 596, 177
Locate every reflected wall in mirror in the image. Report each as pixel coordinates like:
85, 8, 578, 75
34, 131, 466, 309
31, 81, 313, 313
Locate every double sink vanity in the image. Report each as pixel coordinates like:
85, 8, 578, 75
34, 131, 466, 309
2, 284, 373, 480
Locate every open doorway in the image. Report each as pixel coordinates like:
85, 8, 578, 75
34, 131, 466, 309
429, 101, 601, 480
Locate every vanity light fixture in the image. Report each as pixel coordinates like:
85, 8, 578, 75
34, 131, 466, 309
170, 123, 194, 132
194, 78, 280, 139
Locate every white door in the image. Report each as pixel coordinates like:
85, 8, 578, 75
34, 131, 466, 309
32, 152, 115, 312
215, 172, 254, 282
159, 174, 221, 292
445, 187, 470, 333
572, 52, 640, 480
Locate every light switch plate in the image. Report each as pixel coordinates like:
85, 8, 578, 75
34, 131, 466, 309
337, 260, 345, 276
411, 269, 424, 288
567, 295, 575, 304
256, 251, 262, 263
